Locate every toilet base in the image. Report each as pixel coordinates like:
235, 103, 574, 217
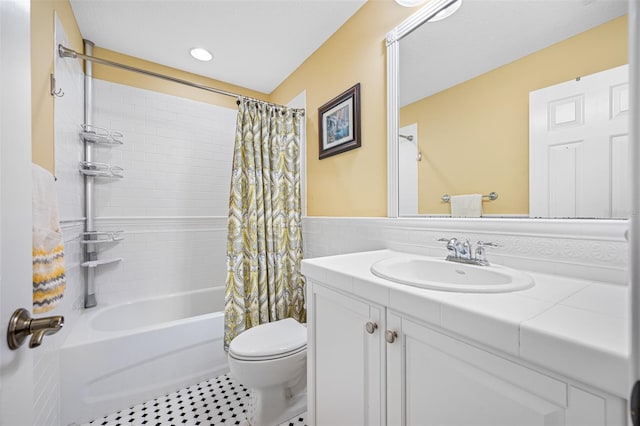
246, 387, 306, 426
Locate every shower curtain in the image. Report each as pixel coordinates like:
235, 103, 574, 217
224, 98, 306, 348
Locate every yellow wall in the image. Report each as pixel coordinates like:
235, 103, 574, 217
31, 0, 83, 173
400, 16, 628, 215
91, 48, 269, 111
271, 1, 415, 216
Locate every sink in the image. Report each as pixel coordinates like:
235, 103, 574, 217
370, 255, 534, 293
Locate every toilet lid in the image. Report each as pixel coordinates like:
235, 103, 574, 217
228, 318, 307, 360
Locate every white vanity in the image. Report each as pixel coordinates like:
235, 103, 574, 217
302, 249, 628, 426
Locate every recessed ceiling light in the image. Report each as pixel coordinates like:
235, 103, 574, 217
190, 47, 213, 62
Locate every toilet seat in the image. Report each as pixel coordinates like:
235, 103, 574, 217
228, 318, 307, 361
229, 344, 306, 361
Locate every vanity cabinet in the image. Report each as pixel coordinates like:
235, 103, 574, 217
307, 280, 626, 426
308, 282, 386, 426
386, 313, 619, 426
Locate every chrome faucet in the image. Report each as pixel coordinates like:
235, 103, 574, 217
439, 238, 499, 266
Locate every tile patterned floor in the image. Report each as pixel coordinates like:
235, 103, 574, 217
82, 374, 307, 426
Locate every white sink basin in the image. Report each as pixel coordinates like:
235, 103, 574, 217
370, 255, 534, 293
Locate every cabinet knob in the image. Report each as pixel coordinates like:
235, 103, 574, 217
385, 330, 398, 343
365, 321, 378, 334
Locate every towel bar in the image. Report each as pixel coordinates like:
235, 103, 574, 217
442, 192, 498, 203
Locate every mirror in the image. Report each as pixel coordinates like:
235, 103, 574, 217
388, 0, 629, 218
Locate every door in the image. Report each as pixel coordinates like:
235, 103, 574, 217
387, 314, 574, 426
529, 65, 629, 218
0, 0, 35, 425
398, 123, 419, 216
307, 282, 384, 426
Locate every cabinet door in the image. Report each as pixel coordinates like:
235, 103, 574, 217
387, 313, 571, 426
308, 282, 385, 426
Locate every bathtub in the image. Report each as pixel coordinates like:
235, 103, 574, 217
60, 287, 228, 425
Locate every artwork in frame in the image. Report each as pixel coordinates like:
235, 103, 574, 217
318, 83, 361, 159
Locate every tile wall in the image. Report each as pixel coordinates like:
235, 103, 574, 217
302, 217, 629, 285
87, 80, 237, 305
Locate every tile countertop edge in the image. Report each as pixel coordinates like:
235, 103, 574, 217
520, 304, 629, 398
301, 249, 630, 399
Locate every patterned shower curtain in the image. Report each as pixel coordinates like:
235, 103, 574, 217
224, 98, 306, 348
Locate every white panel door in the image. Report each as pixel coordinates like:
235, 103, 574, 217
387, 314, 573, 426
0, 0, 35, 425
530, 65, 629, 218
308, 283, 384, 426
398, 123, 419, 216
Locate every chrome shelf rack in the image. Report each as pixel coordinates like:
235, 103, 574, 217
80, 124, 124, 145
77, 39, 125, 308
79, 161, 124, 178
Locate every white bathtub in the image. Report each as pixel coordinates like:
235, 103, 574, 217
60, 287, 228, 425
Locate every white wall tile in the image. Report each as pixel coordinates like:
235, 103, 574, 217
302, 217, 628, 284
90, 80, 236, 218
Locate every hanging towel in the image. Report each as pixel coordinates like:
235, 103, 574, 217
32, 164, 66, 314
450, 194, 483, 218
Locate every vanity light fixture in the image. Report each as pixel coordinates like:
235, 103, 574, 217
189, 47, 213, 62
428, 0, 462, 21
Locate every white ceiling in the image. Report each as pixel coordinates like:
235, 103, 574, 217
399, 0, 628, 107
69, 0, 367, 94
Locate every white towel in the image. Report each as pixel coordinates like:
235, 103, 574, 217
32, 164, 66, 313
450, 194, 483, 218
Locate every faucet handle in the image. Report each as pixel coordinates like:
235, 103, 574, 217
474, 241, 499, 265
7, 308, 64, 350
477, 241, 500, 248
437, 237, 458, 257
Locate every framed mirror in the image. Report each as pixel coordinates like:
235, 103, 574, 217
386, 0, 629, 218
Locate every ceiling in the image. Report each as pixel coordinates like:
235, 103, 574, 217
69, 0, 367, 94
399, 0, 628, 107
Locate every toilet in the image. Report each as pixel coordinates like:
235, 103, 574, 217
228, 318, 307, 426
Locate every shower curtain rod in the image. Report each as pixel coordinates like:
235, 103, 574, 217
58, 44, 305, 114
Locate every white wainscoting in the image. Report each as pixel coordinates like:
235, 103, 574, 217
302, 217, 628, 285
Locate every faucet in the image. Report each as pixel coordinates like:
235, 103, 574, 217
439, 238, 499, 266
445, 238, 458, 257
458, 239, 472, 260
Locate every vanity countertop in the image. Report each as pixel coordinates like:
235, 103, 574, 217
301, 249, 629, 398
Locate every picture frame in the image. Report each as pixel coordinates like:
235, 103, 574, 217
318, 83, 361, 159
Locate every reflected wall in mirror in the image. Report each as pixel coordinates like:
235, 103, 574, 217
392, 0, 628, 218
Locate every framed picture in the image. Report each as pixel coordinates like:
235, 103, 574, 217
318, 83, 361, 159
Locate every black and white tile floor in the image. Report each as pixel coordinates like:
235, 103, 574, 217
82, 374, 307, 426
